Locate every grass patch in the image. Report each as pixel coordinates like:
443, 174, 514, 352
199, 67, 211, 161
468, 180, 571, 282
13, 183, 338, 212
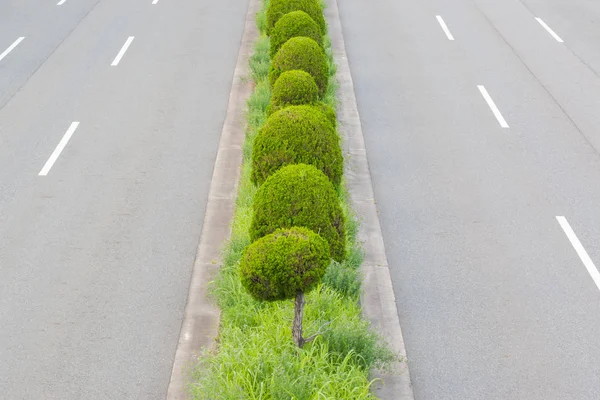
189, 1, 395, 398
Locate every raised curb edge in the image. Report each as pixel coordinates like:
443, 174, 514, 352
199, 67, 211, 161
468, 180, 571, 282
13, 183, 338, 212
165, 0, 259, 397
325, 0, 416, 398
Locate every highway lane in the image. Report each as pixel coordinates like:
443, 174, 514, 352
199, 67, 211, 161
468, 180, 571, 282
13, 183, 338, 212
520, 0, 600, 75
471, 0, 600, 168
0, 0, 248, 398
0, 0, 100, 108
339, 0, 600, 398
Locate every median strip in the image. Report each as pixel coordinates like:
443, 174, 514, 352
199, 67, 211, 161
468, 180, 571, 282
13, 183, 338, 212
188, 0, 398, 397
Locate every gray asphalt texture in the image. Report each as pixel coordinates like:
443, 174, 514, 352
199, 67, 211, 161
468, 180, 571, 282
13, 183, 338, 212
0, 0, 248, 398
338, 0, 600, 399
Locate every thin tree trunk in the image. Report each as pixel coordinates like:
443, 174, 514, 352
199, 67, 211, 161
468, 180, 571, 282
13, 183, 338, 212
292, 290, 305, 348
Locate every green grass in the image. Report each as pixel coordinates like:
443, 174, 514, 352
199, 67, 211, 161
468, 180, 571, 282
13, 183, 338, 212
189, 1, 395, 398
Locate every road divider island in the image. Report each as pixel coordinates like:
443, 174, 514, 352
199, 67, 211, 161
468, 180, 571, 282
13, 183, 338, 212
190, 0, 397, 397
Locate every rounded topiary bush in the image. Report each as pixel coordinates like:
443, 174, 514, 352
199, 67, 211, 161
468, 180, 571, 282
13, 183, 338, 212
240, 227, 330, 301
268, 101, 337, 127
267, 70, 319, 115
252, 105, 342, 188
270, 11, 322, 58
270, 37, 328, 97
266, 0, 326, 35
250, 164, 346, 261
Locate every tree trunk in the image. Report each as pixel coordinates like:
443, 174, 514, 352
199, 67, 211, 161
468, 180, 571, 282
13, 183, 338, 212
292, 290, 305, 348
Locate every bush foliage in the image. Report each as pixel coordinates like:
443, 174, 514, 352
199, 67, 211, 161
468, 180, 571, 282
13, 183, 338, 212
252, 105, 343, 188
267, 70, 336, 126
250, 164, 346, 261
267, 70, 319, 115
270, 11, 322, 58
270, 37, 329, 97
240, 227, 330, 302
266, 0, 326, 35
314, 101, 337, 127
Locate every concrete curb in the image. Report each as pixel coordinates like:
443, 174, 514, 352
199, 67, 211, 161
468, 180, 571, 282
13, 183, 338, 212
165, 0, 259, 398
325, 1, 415, 399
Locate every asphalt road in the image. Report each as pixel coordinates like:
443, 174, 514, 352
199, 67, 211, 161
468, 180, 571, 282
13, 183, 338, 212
0, 0, 248, 398
339, 0, 600, 398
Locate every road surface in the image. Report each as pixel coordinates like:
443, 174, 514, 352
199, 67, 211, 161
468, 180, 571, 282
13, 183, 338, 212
0, 0, 248, 398
339, 0, 600, 398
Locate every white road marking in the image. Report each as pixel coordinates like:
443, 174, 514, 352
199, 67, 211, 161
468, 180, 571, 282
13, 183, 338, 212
477, 85, 509, 128
111, 36, 135, 66
0, 37, 25, 62
39, 122, 80, 176
152, 0, 159, 4
535, 18, 564, 43
57, 0, 67, 5
556, 216, 600, 292
436, 16, 454, 41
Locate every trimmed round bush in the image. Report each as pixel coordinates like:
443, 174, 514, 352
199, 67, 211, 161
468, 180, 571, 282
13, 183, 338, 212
266, 0, 326, 35
269, 101, 337, 127
240, 227, 330, 301
250, 164, 346, 261
270, 37, 329, 97
267, 70, 319, 115
270, 11, 322, 58
266, 69, 337, 126
252, 105, 342, 188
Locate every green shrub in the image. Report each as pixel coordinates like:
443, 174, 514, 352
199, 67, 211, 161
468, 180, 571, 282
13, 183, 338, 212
314, 101, 337, 128
252, 105, 343, 188
270, 102, 337, 128
270, 37, 329, 97
250, 164, 346, 261
240, 227, 330, 301
267, 70, 319, 115
270, 11, 322, 58
267, 70, 336, 126
266, 0, 326, 35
